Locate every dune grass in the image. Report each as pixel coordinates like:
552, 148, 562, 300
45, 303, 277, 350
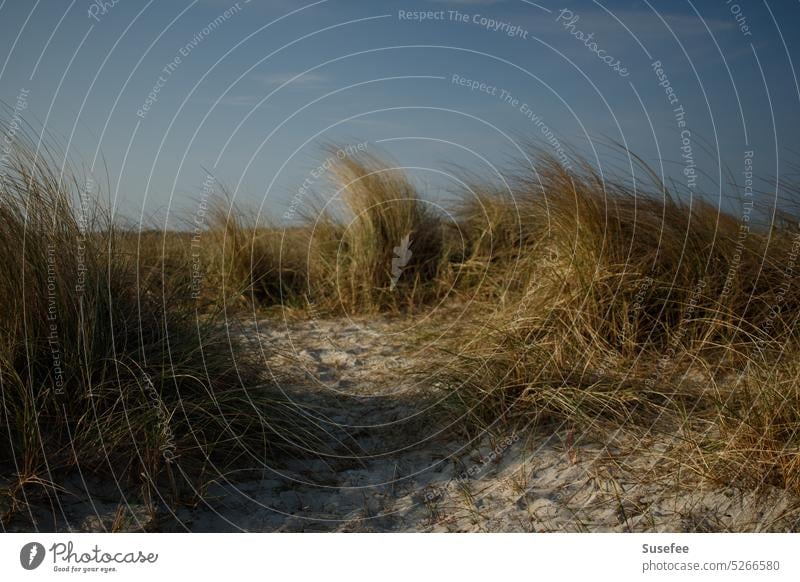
148, 147, 800, 500
0, 132, 319, 526
193, 147, 800, 504
315, 151, 449, 312
3, 128, 800, 528
439, 151, 800, 497
204, 151, 450, 314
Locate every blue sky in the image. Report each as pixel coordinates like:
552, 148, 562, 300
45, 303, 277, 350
1, 0, 798, 226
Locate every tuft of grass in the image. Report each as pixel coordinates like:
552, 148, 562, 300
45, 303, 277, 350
209, 150, 451, 314
316, 150, 448, 312
450, 178, 543, 300
202, 197, 311, 309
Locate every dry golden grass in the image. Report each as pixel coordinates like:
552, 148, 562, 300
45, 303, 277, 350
201, 150, 451, 314
0, 130, 322, 525
311, 150, 449, 312
153, 148, 800, 501
440, 151, 800, 497
4, 129, 800, 528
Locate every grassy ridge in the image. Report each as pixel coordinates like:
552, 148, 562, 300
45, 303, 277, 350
441, 153, 800, 495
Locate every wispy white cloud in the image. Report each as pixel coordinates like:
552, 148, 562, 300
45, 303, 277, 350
254, 72, 329, 88
431, 0, 506, 4
217, 95, 261, 107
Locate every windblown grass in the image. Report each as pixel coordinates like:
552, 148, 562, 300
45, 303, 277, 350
701, 355, 800, 495
4, 124, 800, 528
207, 150, 451, 314
450, 178, 542, 300
441, 151, 800, 497
312, 151, 448, 312
0, 131, 317, 526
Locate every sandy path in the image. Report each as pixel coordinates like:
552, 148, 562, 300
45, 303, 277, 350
8, 315, 798, 532
169, 316, 798, 532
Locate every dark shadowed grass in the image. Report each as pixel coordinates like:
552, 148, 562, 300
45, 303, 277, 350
201, 196, 312, 309
0, 131, 322, 527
